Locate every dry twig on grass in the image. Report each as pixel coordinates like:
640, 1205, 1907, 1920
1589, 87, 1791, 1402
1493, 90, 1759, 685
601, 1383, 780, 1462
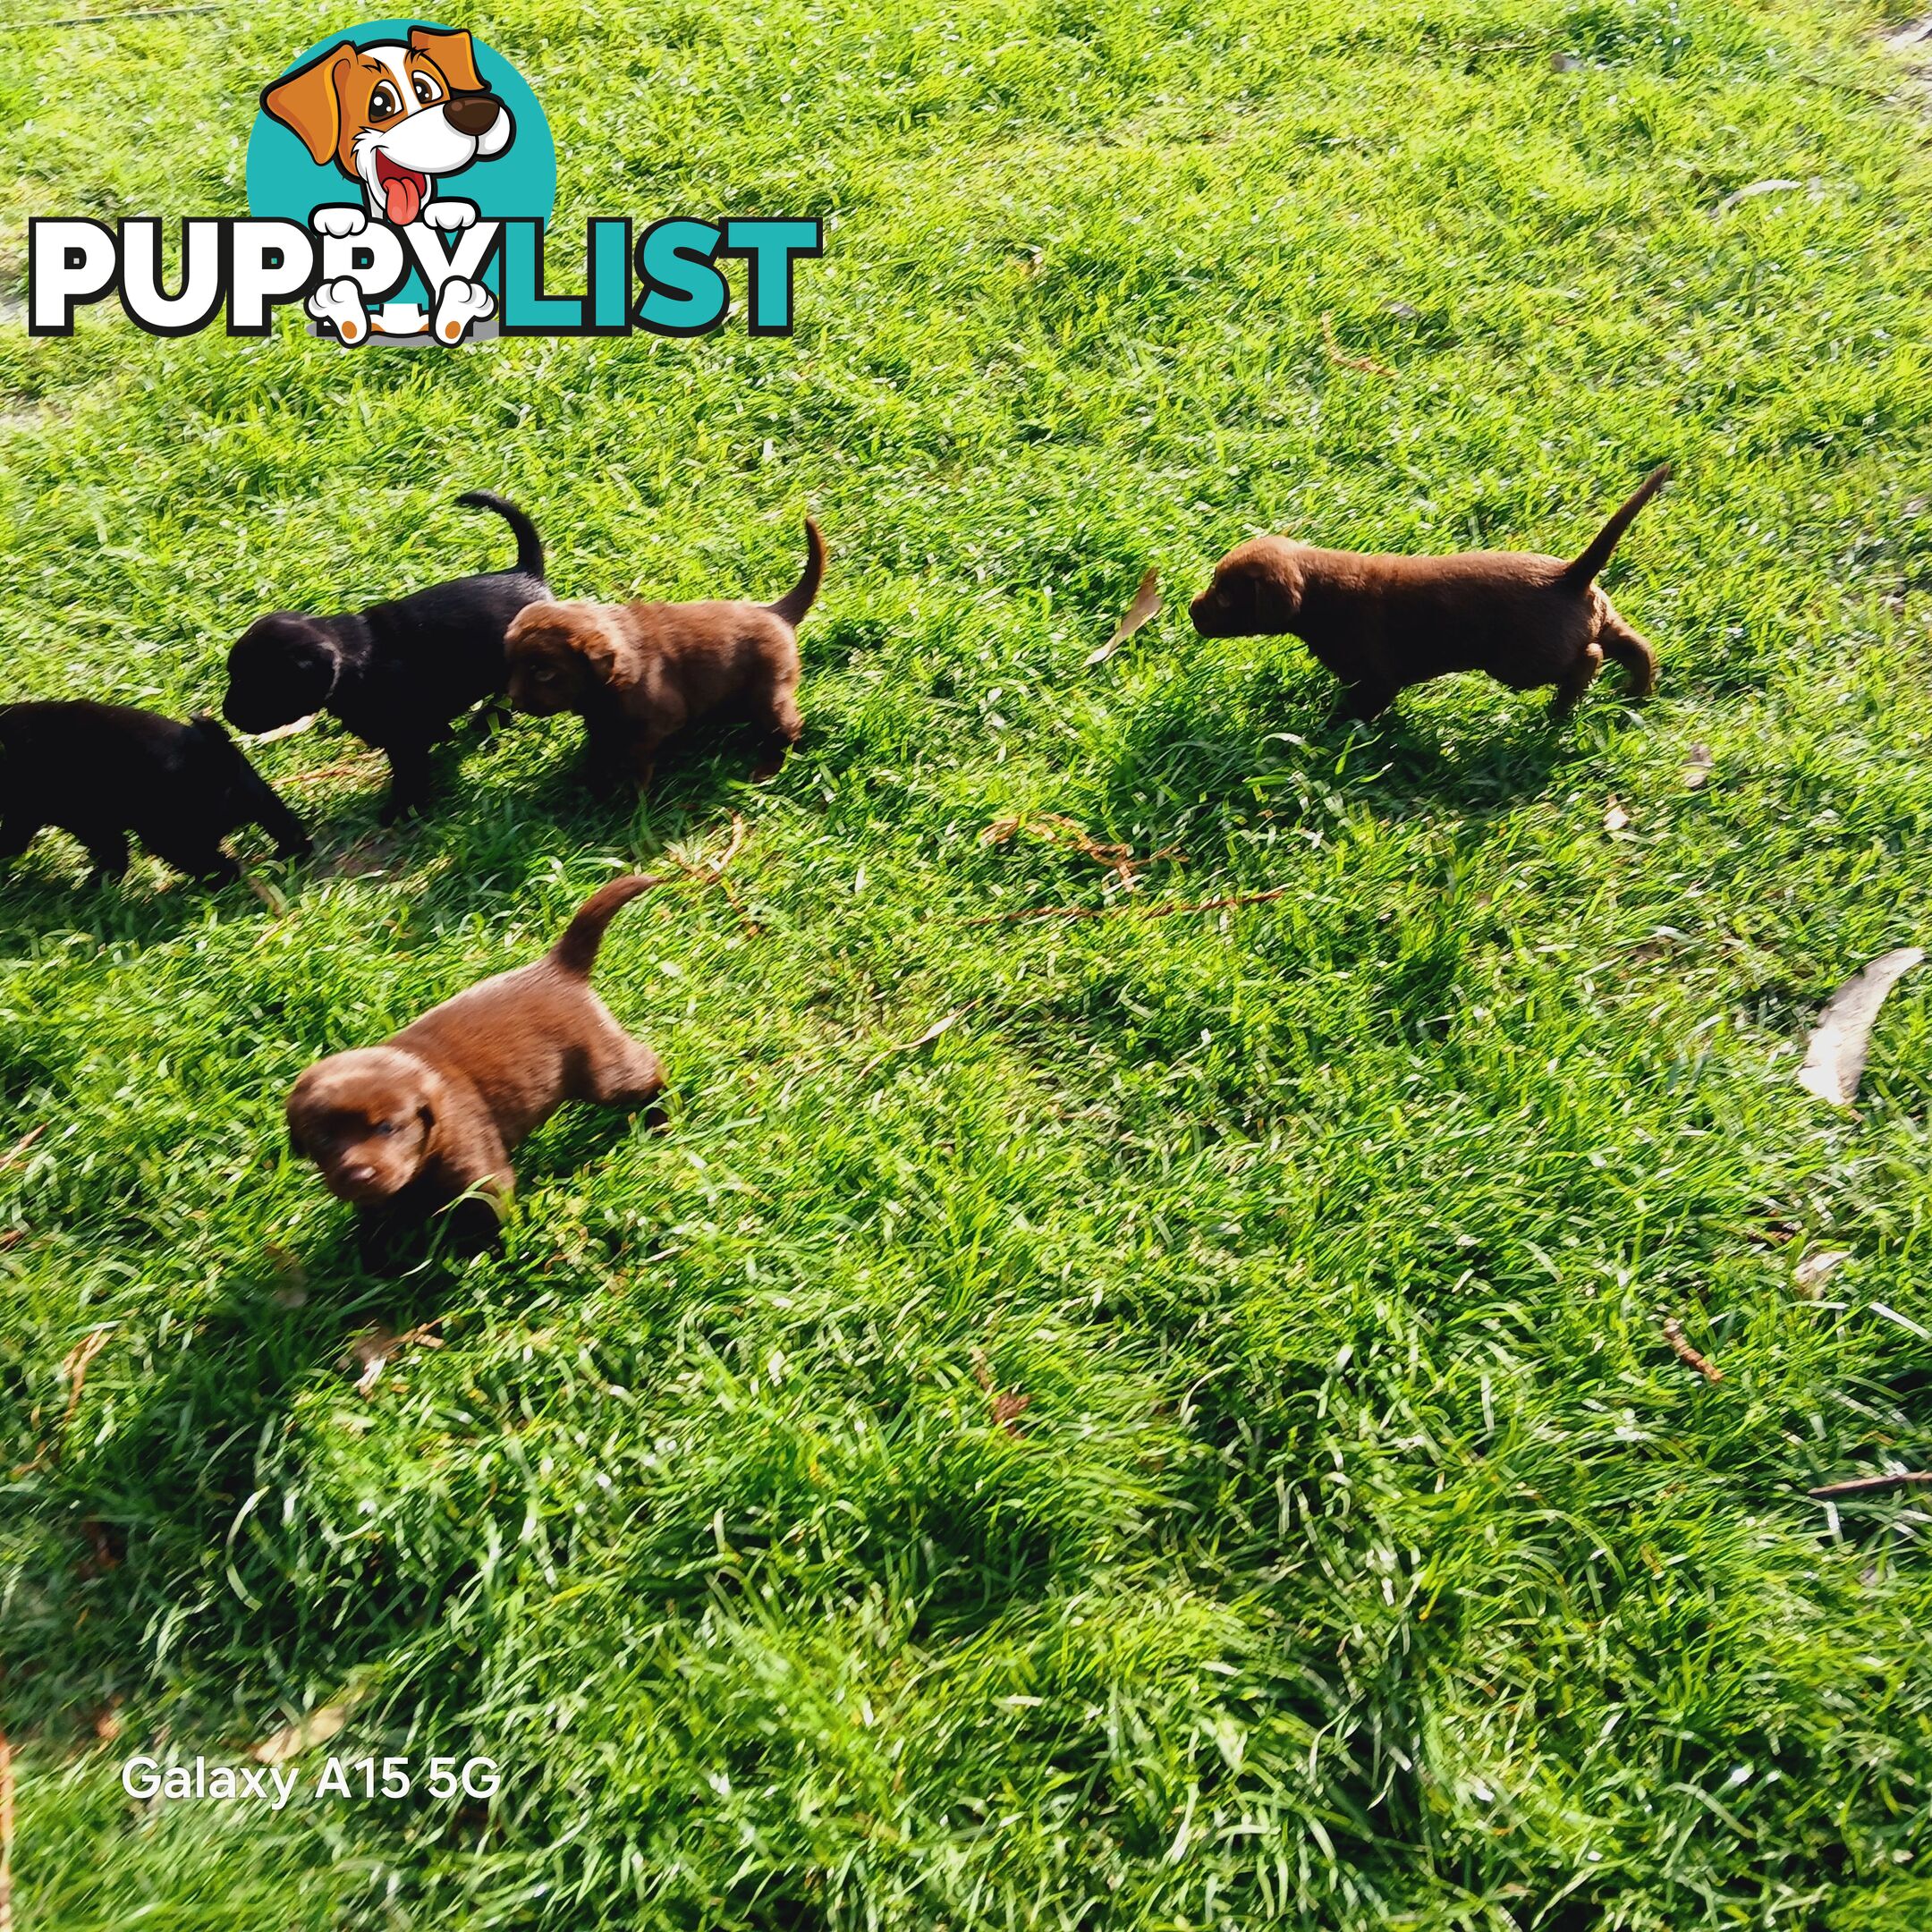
669, 813, 758, 929
1320, 312, 1398, 379
1807, 1470, 1932, 1501
0, 1127, 45, 1173
1662, 1317, 1723, 1384
981, 812, 1182, 888
962, 885, 1292, 928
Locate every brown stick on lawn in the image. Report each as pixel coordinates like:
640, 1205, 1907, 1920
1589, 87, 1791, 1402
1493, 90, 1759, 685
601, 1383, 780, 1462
1808, 1470, 1932, 1500
1662, 1318, 1723, 1384
962, 886, 1292, 928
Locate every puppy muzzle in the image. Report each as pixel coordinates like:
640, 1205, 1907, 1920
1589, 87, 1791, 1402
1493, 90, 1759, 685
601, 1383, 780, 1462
444, 92, 503, 137
223, 691, 294, 734
323, 1162, 404, 1207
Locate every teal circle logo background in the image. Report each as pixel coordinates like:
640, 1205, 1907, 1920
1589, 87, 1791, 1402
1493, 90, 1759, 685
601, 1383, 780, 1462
245, 19, 555, 226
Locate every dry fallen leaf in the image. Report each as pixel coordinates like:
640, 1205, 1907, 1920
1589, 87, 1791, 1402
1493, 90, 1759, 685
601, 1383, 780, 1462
242, 713, 317, 744
970, 1349, 1030, 1436
0, 1127, 46, 1174
882, 1012, 963, 1058
1682, 743, 1715, 790
1797, 946, 1925, 1106
1603, 798, 1631, 833
342, 1320, 443, 1398
250, 1698, 351, 1767
1087, 567, 1162, 666
1708, 178, 1808, 217
1793, 1249, 1852, 1297
77, 1518, 122, 1579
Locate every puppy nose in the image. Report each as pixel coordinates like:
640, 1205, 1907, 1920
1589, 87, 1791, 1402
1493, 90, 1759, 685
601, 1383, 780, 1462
343, 1163, 377, 1188
444, 94, 500, 136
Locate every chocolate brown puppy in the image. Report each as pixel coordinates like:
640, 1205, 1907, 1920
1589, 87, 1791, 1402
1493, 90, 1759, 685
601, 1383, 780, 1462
504, 517, 825, 793
287, 876, 664, 1252
1189, 466, 1668, 719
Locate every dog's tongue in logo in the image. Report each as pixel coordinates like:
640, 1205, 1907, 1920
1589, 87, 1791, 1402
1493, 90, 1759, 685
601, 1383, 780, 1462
375, 154, 428, 226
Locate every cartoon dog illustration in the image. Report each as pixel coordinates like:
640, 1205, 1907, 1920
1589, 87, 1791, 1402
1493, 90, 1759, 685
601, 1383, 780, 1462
261, 26, 514, 344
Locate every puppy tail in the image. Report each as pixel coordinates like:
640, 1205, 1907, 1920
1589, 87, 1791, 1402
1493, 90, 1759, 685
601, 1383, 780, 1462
766, 516, 826, 628
550, 874, 660, 977
456, 489, 547, 580
1560, 464, 1670, 591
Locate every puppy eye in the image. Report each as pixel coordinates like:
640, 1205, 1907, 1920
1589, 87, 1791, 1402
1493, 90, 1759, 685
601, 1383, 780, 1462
369, 82, 401, 118
374, 1121, 398, 1137
411, 73, 442, 105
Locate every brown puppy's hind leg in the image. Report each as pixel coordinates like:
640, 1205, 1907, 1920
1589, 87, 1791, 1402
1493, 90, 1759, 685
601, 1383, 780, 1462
1550, 640, 1605, 717
580, 1029, 665, 1110
749, 684, 802, 782
1597, 601, 1657, 699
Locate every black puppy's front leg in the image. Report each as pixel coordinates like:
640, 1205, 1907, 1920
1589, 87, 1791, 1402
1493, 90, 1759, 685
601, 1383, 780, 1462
379, 742, 436, 823
0, 817, 38, 861
147, 835, 241, 886
81, 830, 130, 882
253, 792, 312, 860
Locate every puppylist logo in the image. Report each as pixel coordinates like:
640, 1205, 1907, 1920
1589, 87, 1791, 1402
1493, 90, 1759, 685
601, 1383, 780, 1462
30, 19, 820, 346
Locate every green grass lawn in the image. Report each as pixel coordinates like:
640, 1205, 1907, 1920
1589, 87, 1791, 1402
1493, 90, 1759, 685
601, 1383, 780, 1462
4, 0, 1932, 1925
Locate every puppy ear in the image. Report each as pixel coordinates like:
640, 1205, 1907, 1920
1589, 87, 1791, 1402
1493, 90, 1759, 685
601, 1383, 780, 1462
570, 617, 624, 680
262, 44, 354, 166
1250, 544, 1305, 621
413, 1063, 450, 1142
409, 25, 486, 92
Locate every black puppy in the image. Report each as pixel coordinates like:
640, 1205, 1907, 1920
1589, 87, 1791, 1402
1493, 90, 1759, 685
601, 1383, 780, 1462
223, 490, 547, 820
0, 701, 309, 884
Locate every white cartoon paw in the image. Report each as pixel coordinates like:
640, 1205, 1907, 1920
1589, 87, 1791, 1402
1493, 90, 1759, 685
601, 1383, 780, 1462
312, 205, 369, 240
431, 276, 495, 343
307, 276, 371, 345
421, 199, 479, 232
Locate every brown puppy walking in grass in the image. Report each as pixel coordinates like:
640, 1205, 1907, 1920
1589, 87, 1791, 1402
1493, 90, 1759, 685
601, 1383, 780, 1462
287, 877, 664, 1253
505, 517, 825, 794
1189, 467, 1668, 720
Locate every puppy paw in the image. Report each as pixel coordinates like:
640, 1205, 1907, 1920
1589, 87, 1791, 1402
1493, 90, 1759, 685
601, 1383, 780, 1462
307, 276, 371, 345
421, 199, 479, 232
431, 276, 495, 344
312, 205, 369, 240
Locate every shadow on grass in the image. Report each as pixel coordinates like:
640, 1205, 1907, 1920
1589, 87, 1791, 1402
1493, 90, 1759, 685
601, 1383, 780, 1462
0, 849, 310, 952
1095, 654, 1640, 840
